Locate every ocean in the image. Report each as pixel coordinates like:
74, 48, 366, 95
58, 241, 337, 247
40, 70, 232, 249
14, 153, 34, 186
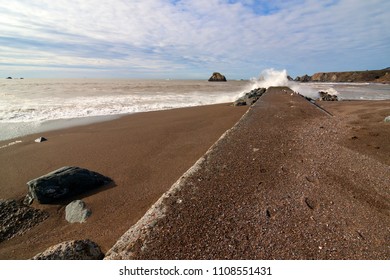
1, 74, 389, 142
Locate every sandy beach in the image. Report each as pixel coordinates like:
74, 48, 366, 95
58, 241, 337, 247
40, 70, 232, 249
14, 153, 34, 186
0, 103, 247, 259
106, 88, 390, 260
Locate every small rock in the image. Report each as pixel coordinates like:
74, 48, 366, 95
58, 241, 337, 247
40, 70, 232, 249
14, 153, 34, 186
65, 200, 91, 223
384, 116, 390, 122
34, 137, 47, 143
32, 239, 104, 260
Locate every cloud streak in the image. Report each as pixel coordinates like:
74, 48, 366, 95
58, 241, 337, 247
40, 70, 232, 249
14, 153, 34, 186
0, 0, 389, 78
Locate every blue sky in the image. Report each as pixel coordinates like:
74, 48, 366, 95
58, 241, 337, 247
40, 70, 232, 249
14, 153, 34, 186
0, 0, 389, 79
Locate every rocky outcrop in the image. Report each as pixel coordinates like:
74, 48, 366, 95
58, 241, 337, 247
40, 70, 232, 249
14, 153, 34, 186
233, 87, 266, 106
27, 166, 112, 204
0, 199, 48, 243
294, 74, 312, 82
65, 200, 91, 223
32, 239, 104, 260
294, 68, 390, 83
208, 72, 227, 82
311, 69, 390, 83
318, 91, 338, 101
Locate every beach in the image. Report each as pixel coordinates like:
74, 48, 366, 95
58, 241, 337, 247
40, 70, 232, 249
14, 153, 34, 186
105, 88, 390, 260
0, 87, 389, 260
0, 103, 247, 259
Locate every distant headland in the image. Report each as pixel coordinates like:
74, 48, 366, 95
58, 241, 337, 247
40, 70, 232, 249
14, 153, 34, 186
292, 68, 390, 83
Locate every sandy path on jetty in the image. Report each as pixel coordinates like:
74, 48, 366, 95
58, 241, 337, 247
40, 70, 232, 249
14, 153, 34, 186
0, 103, 247, 259
106, 87, 390, 260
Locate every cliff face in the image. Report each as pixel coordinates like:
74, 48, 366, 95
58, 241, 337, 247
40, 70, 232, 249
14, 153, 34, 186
296, 68, 390, 83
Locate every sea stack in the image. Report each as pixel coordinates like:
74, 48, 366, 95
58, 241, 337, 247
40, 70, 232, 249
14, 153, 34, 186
208, 72, 227, 82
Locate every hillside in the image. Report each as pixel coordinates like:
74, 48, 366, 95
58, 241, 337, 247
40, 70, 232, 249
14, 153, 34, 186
295, 68, 390, 83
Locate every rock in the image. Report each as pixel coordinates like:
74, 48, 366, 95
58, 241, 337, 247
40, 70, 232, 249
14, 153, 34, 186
384, 116, 390, 122
294, 74, 311, 82
6, 77, 12, 79
318, 91, 338, 101
32, 239, 104, 260
65, 200, 91, 223
233, 87, 266, 106
208, 72, 227, 82
27, 166, 112, 204
34, 137, 47, 143
0, 199, 48, 243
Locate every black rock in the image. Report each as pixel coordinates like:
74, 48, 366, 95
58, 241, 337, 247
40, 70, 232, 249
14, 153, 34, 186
6, 77, 12, 79
27, 166, 112, 204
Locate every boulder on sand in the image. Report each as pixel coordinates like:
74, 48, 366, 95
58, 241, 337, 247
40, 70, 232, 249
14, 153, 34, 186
27, 166, 112, 204
32, 239, 104, 260
208, 72, 227, 82
65, 200, 91, 223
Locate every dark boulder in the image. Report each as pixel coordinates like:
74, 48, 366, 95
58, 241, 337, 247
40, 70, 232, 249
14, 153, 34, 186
234, 87, 266, 106
27, 166, 112, 204
6, 77, 12, 79
208, 72, 227, 82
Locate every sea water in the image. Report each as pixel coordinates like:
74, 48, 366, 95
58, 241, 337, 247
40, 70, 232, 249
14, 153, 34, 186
1, 73, 389, 141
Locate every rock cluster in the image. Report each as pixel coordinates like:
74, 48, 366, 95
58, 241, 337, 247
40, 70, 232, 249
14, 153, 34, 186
27, 166, 112, 204
294, 74, 312, 82
0, 199, 48, 243
32, 239, 104, 260
208, 72, 227, 82
318, 91, 338, 101
233, 87, 266, 106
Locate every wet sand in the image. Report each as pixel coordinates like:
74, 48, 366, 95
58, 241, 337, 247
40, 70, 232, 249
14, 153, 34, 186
0, 103, 248, 259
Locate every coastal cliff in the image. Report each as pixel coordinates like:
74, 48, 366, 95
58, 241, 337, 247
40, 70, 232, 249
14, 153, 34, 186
295, 68, 390, 83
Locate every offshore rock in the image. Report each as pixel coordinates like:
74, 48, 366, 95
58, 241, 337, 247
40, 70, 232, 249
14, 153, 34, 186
32, 239, 104, 260
234, 87, 266, 106
65, 200, 91, 223
208, 72, 227, 82
27, 166, 112, 204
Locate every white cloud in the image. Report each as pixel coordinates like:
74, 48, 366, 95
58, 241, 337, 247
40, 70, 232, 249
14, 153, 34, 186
0, 0, 389, 78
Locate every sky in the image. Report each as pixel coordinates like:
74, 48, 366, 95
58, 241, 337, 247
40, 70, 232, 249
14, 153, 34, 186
0, 0, 389, 79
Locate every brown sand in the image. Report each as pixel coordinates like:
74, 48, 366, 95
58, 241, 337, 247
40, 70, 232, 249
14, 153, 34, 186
106, 88, 390, 260
0, 103, 248, 259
